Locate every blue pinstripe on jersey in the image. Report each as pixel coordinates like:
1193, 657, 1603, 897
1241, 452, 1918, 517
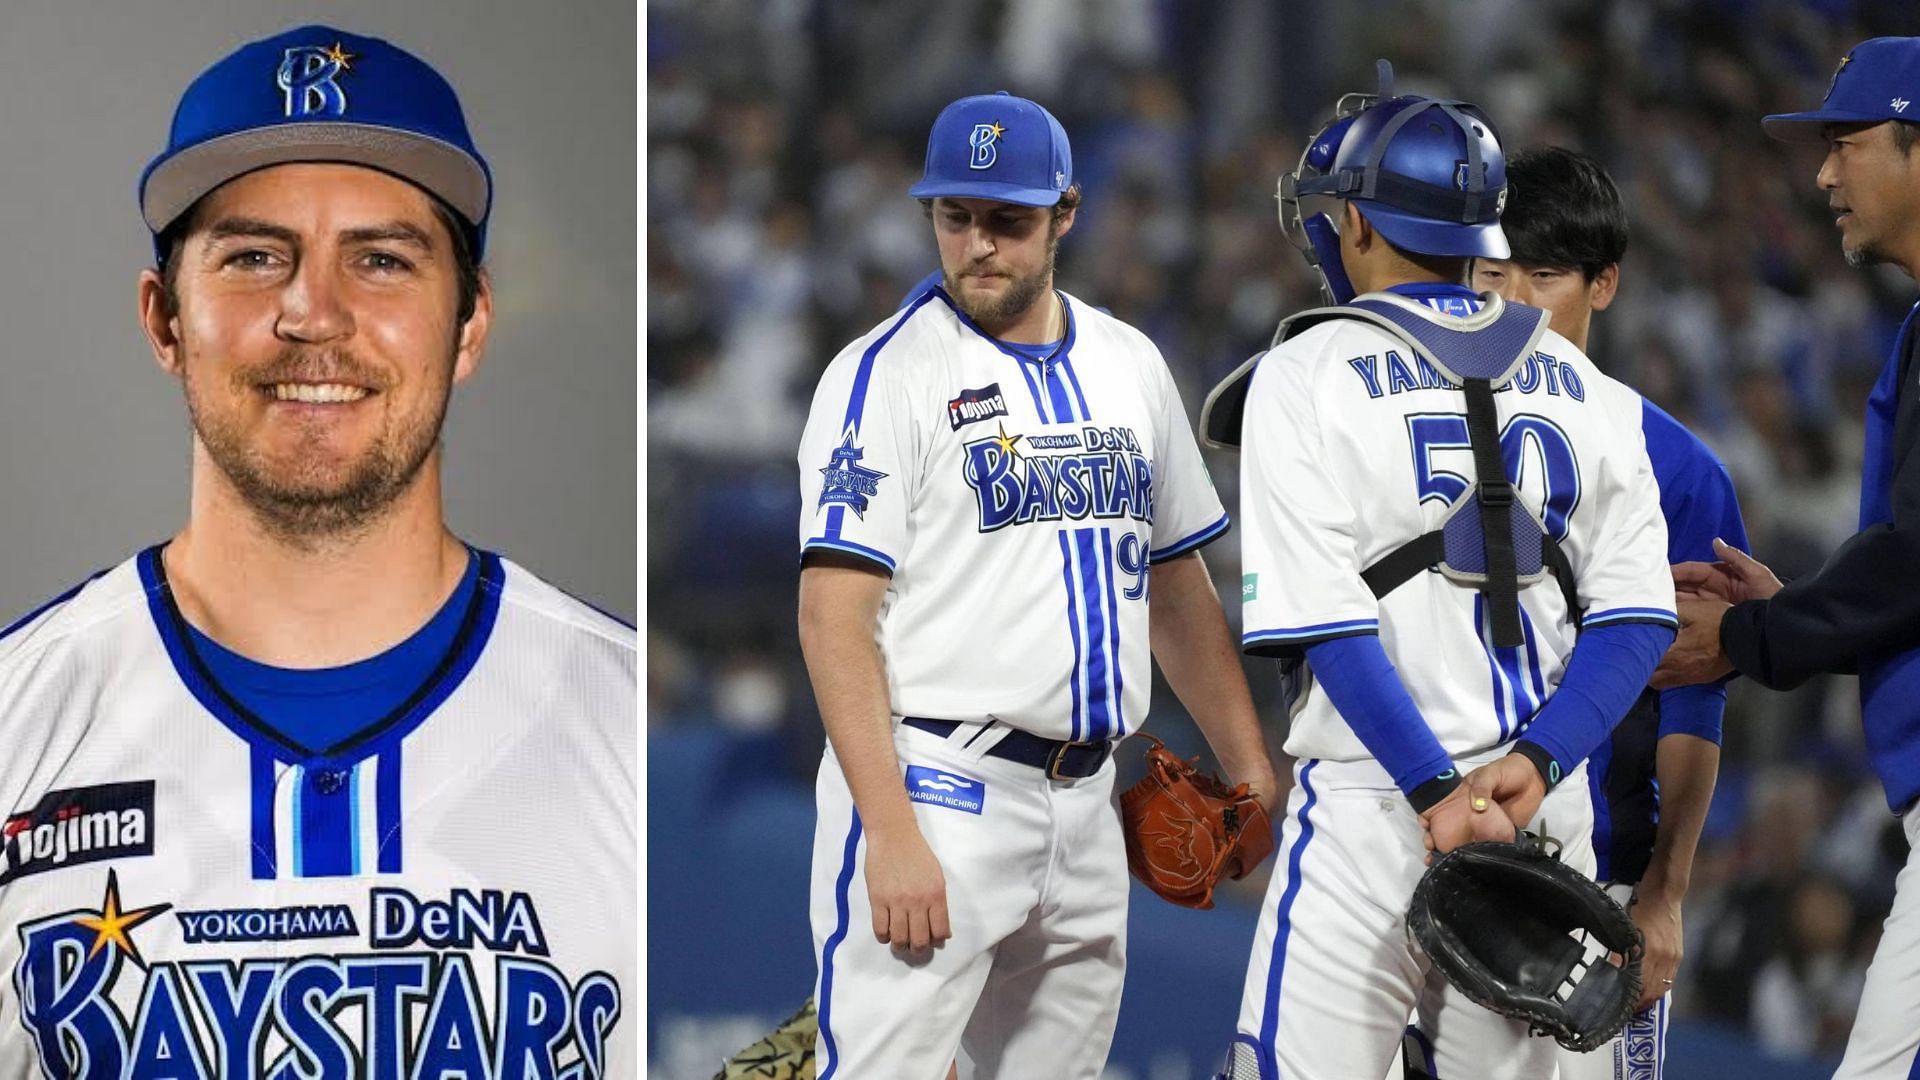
1072, 529, 1119, 740
249, 747, 277, 880
1474, 594, 1544, 741
1057, 532, 1087, 742
1058, 352, 1092, 418
1520, 607, 1548, 724
1099, 528, 1126, 738
1044, 359, 1076, 421
378, 749, 403, 874
292, 767, 306, 877
1017, 360, 1051, 421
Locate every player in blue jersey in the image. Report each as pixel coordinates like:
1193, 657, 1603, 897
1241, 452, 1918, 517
1472, 145, 1750, 1080
1660, 37, 1920, 1079
0, 27, 634, 1077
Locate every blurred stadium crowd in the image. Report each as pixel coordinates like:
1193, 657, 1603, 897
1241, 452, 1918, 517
650, 0, 1920, 1062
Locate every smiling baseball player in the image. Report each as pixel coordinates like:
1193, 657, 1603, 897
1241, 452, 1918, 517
0, 26, 633, 1076
796, 91, 1274, 1079
1202, 72, 1676, 1079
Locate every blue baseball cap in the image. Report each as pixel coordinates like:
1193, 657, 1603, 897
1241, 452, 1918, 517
139, 25, 492, 260
1763, 37, 1920, 142
909, 92, 1072, 207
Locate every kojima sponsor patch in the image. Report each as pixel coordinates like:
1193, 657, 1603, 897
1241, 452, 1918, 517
904, 765, 985, 814
947, 383, 1009, 430
1, 780, 155, 885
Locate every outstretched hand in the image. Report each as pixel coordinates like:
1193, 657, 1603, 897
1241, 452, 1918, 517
1671, 538, 1781, 604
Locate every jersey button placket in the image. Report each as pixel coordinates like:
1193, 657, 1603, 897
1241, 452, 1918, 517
312, 766, 350, 795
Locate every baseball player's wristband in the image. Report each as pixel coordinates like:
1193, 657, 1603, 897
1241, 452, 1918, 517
1406, 769, 1463, 815
1509, 740, 1563, 791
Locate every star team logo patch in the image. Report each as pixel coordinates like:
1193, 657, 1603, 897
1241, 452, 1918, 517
818, 428, 887, 517
0, 780, 155, 886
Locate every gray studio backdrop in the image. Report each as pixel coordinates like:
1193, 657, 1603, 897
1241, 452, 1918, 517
0, 1, 635, 624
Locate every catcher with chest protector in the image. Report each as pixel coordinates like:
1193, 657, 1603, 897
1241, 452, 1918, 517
1201, 63, 1675, 1080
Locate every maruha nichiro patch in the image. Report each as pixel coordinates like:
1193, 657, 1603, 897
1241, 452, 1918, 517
905, 766, 985, 814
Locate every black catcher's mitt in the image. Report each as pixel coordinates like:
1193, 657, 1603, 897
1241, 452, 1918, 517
1407, 834, 1643, 1053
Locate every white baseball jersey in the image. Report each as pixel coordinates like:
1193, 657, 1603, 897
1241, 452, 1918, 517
796, 285, 1228, 742
1238, 291, 1675, 774
0, 548, 635, 1078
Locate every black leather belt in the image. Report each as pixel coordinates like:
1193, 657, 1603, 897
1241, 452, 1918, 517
902, 717, 1112, 780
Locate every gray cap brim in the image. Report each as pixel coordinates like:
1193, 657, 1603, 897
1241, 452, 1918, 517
141, 122, 490, 232
1761, 109, 1889, 142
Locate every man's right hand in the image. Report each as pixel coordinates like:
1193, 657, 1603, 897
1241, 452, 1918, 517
865, 827, 951, 951
1671, 538, 1782, 604
1420, 781, 1517, 861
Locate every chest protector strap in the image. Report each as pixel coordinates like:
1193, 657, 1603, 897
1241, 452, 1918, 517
1281, 296, 1573, 648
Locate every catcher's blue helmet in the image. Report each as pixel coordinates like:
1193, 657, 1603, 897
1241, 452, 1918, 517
1298, 93, 1510, 259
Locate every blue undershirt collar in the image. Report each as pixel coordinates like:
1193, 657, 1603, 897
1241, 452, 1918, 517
181, 549, 481, 753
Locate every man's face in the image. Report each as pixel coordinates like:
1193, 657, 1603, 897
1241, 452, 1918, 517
931, 197, 1070, 328
1819, 121, 1920, 269
148, 163, 485, 540
1472, 259, 1617, 351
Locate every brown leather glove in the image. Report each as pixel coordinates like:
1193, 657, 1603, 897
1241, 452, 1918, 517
1119, 733, 1275, 909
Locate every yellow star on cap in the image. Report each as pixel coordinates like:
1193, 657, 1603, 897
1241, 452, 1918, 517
990, 120, 1006, 139
74, 869, 170, 969
326, 42, 355, 69
991, 421, 1024, 460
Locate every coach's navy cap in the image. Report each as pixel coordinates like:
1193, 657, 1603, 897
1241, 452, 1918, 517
909, 92, 1072, 207
139, 25, 491, 259
1763, 37, 1920, 142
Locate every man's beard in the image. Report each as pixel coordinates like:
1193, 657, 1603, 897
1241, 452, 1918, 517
182, 344, 453, 547
945, 230, 1060, 330
1844, 241, 1883, 269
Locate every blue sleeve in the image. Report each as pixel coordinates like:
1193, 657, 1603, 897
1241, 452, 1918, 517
1643, 399, 1751, 562
1656, 683, 1727, 744
1304, 636, 1456, 797
1516, 621, 1676, 783
1639, 398, 1740, 747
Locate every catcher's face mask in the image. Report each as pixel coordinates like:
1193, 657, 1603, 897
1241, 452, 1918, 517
1278, 60, 1392, 308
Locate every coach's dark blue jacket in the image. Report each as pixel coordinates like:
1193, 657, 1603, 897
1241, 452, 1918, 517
1722, 301, 1920, 813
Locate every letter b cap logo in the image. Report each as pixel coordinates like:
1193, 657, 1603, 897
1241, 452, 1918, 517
279, 44, 351, 117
